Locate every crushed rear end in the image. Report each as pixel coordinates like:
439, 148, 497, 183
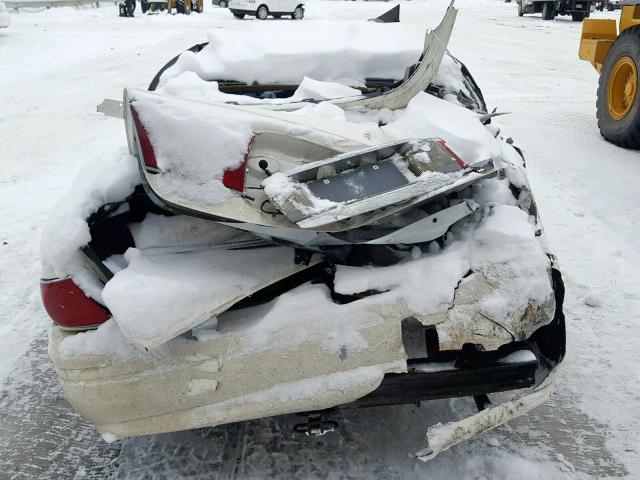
43, 3, 565, 460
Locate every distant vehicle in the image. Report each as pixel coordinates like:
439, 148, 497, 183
229, 0, 304, 19
517, 0, 593, 21
0, 1, 11, 28
596, 0, 622, 11
212, 0, 228, 7
119, 0, 202, 16
167, 0, 203, 13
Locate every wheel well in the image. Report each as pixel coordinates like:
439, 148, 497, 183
258, 3, 268, 11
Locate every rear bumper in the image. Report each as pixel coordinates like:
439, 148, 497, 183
49, 270, 565, 453
49, 244, 565, 450
49, 319, 563, 458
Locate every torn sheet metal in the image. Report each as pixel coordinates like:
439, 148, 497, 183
365, 201, 475, 245
222, 201, 475, 247
339, 1, 457, 111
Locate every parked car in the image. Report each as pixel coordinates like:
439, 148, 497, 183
43, 5, 565, 460
517, 0, 593, 20
212, 0, 228, 7
229, 0, 304, 19
0, 2, 11, 28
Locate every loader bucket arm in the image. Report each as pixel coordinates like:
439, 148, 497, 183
579, 19, 617, 72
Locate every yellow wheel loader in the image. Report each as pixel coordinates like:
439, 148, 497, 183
579, 2, 640, 148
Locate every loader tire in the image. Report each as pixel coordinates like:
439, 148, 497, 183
542, 2, 554, 20
597, 25, 640, 149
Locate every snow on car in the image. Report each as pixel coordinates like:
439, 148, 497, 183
41, 3, 565, 461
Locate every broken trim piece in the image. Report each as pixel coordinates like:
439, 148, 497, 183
416, 371, 557, 462
96, 99, 124, 119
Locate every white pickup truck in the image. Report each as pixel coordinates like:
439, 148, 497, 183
229, 0, 304, 19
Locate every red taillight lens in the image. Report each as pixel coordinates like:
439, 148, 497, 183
438, 139, 468, 169
222, 156, 248, 192
222, 137, 254, 192
130, 105, 158, 170
41, 278, 110, 329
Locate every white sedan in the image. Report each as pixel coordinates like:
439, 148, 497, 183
229, 0, 304, 19
42, 5, 565, 461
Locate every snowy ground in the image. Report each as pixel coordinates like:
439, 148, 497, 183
1, 1, 639, 478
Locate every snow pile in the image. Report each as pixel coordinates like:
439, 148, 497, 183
334, 200, 551, 326
158, 21, 425, 88
470, 203, 551, 321
292, 100, 349, 122
227, 283, 382, 354
133, 96, 254, 205
334, 242, 470, 315
40, 150, 140, 301
58, 319, 153, 360
432, 56, 475, 106
383, 92, 501, 165
101, 244, 298, 350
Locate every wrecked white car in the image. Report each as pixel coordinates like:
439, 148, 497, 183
41, 4, 565, 460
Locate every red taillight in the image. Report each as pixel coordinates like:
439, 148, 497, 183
130, 105, 158, 170
222, 156, 248, 192
41, 278, 110, 329
222, 137, 254, 192
439, 139, 468, 169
